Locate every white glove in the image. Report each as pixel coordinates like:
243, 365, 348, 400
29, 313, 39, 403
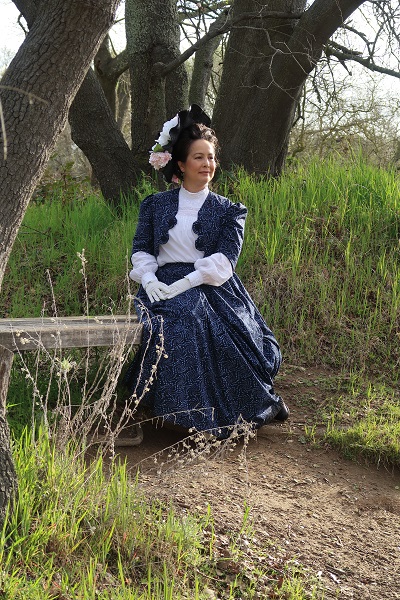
166, 277, 192, 299
143, 279, 170, 303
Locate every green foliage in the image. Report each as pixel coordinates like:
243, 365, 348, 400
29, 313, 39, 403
0, 431, 320, 599
219, 158, 400, 376
3, 158, 399, 377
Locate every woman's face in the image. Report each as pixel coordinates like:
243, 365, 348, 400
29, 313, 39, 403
178, 139, 216, 192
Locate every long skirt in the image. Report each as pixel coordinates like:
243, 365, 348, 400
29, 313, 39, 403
124, 263, 283, 437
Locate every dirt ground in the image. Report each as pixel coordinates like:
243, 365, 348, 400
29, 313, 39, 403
115, 367, 400, 599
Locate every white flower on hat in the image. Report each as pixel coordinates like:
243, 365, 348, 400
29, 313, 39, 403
156, 115, 179, 147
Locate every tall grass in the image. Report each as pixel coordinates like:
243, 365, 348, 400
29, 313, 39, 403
222, 158, 400, 376
0, 430, 321, 599
2, 159, 400, 464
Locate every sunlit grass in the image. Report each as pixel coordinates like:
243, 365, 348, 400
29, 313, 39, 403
322, 379, 400, 467
2, 158, 399, 377
0, 430, 321, 599
225, 159, 400, 376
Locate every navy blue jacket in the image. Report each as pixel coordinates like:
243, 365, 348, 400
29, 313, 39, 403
131, 187, 248, 269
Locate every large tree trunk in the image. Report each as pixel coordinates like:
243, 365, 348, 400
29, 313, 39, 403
0, 0, 119, 529
213, 0, 365, 175
69, 68, 139, 205
126, 0, 189, 169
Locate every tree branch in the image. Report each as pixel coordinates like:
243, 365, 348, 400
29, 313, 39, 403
161, 8, 303, 76
12, 0, 38, 28
96, 48, 129, 81
325, 46, 400, 79
178, 0, 231, 22
328, 40, 362, 56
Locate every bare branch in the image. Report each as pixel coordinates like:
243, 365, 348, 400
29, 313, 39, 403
97, 49, 129, 80
12, 0, 37, 29
161, 8, 303, 76
328, 41, 362, 56
325, 46, 400, 79
178, 0, 230, 22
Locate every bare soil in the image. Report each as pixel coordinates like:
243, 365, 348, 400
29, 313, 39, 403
116, 367, 400, 599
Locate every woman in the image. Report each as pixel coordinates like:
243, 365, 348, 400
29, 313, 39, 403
126, 104, 288, 439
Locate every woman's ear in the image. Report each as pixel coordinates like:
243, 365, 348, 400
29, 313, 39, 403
177, 160, 185, 173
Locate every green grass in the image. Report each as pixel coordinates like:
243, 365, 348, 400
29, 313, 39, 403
2, 159, 399, 596
221, 159, 400, 376
0, 430, 322, 599
321, 377, 400, 467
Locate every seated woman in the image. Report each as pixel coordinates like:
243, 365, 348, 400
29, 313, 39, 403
125, 104, 289, 440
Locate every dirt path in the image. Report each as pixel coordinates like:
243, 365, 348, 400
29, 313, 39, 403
117, 368, 400, 599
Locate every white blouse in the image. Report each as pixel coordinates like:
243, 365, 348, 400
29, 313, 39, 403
130, 186, 233, 288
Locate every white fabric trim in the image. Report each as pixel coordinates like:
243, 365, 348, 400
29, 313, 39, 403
130, 186, 233, 287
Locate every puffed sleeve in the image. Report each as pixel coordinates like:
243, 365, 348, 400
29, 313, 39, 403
129, 195, 158, 286
129, 251, 159, 285
186, 253, 233, 287
215, 202, 247, 268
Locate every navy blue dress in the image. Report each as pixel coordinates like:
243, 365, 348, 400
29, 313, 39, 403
125, 187, 283, 437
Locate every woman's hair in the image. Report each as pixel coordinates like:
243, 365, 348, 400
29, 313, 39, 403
171, 123, 219, 179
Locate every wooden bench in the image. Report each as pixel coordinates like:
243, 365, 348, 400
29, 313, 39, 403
0, 315, 142, 421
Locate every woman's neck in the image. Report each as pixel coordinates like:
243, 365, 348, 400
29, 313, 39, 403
182, 183, 208, 194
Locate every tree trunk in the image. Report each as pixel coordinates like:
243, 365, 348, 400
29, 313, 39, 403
189, 35, 221, 108
69, 68, 139, 205
116, 73, 131, 134
0, 0, 119, 528
94, 35, 119, 118
0, 346, 16, 529
213, 0, 365, 175
126, 0, 189, 169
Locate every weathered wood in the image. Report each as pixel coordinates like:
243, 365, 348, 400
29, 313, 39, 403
0, 315, 142, 352
0, 345, 14, 417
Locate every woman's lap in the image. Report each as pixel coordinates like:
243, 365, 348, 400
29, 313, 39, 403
126, 265, 282, 434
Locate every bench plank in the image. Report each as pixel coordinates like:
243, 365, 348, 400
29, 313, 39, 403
0, 315, 142, 352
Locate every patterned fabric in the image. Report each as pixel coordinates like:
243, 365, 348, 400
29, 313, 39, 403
131, 188, 247, 268
125, 190, 283, 437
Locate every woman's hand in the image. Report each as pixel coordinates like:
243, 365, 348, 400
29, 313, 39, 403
166, 277, 191, 299
144, 279, 170, 303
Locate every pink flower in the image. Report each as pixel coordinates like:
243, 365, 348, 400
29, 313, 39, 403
149, 150, 172, 170
171, 174, 181, 184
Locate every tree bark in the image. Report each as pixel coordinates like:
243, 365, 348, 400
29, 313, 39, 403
0, 346, 16, 529
69, 68, 139, 205
126, 0, 189, 169
94, 35, 119, 117
0, 0, 119, 528
213, 0, 365, 175
189, 35, 221, 107
1, 0, 119, 283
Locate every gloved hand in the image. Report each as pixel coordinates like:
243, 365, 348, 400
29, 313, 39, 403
166, 277, 192, 299
143, 279, 170, 303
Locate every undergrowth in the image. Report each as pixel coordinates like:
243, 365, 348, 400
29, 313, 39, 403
321, 375, 400, 467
